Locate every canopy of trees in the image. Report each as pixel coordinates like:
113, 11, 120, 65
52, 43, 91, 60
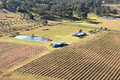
0, 0, 113, 20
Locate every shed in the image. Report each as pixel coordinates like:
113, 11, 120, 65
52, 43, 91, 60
51, 41, 67, 48
72, 32, 86, 37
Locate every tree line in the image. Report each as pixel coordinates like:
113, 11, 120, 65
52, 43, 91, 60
0, 0, 116, 20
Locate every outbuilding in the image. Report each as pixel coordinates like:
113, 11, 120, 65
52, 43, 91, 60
72, 32, 87, 37
51, 41, 67, 48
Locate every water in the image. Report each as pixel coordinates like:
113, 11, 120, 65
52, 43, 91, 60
100, 16, 120, 20
14, 35, 47, 42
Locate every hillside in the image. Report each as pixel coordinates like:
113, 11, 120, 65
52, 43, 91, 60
0, 0, 120, 80
0, 0, 112, 20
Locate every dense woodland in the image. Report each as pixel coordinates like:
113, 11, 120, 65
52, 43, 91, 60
0, 0, 118, 20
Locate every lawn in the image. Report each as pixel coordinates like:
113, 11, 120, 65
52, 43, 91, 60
21, 24, 92, 42
0, 23, 92, 44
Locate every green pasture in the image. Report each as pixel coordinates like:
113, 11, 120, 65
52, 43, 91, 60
0, 22, 100, 50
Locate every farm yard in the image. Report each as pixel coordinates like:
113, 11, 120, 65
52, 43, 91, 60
20, 24, 94, 42
14, 32, 120, 80
0, 20, 98, 49
0, 9, 120, 80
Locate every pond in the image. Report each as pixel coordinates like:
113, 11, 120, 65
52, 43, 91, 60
14, 35, 47, 42
100, 16, 120, 20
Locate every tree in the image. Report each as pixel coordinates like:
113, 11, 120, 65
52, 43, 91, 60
76, 2, 90, 20
105, 27, 108, 30
0, 0, 113, 20
1, 0, 7, 8
79, 29, 82, 32
42, 20, 48, 26
113, 10, 117, 14
31, 34, 35, 38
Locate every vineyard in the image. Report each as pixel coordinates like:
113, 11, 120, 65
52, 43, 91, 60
0, 19, 42, 33
15, 32, 120, 80
0, 42, 48, 71
0, 11, 7, 20
87, 19, 120, 30
0, 11, 47, 36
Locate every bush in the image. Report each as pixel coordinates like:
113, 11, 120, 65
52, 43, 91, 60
42, 20, 48, 26
0, 35, 3, 37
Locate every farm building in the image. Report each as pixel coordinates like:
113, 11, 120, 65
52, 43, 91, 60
51, 41, 67, 48
72, 32, 87, 37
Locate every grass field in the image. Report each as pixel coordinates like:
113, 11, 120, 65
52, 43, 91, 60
21, 23, 94, 42
0, 22, 98, 50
